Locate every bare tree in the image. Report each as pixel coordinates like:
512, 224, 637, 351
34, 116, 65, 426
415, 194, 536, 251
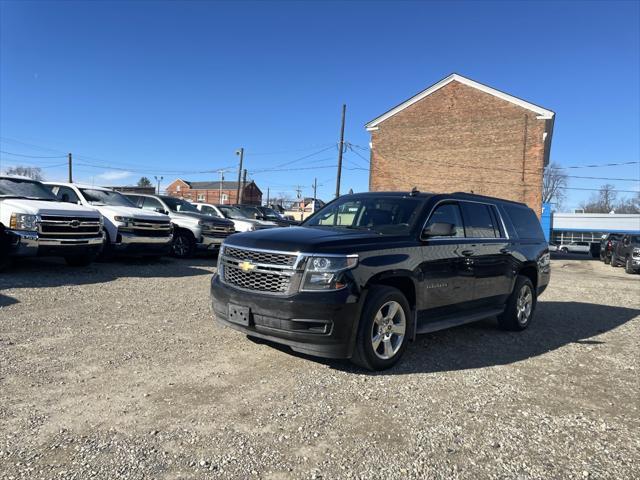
5, 166, 44, 181
137, 176, 152, 188
580, 184, 618, 213
615, 192, 640, 214
542, 163, 567, 208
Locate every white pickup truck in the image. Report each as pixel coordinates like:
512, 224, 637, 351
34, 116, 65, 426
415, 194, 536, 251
192, 203, 278, 232
0, 175, 105, 266
45, 182, 173, 258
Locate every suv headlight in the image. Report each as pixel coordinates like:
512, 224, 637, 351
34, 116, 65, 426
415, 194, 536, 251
9, 213, 39, 231
300, 254, 358, 291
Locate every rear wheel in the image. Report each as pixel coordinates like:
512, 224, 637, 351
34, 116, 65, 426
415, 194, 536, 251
171, 230, 195, 258
560, 247, 568, 253
611, 253, 620, 267
604, 254, 611, 265
351, 285, 410, 371
497, 276, 536, 331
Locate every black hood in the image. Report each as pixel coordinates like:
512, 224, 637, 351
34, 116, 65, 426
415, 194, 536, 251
223, 226, 413, 253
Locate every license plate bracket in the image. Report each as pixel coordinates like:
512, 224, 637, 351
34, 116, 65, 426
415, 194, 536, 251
228, 304, 251, 326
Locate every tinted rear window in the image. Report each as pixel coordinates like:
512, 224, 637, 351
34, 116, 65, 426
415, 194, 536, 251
503, 205, 545, 241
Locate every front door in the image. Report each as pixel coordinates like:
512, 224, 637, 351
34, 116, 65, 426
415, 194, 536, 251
418, 202, 476, 317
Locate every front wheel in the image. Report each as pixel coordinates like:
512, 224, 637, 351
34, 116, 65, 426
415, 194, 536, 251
560, 247, 568, 253
604, 255, 611, 265
625, 257, 636, 274
171, 230, 195, 258
351, 285, 410, 371
497, 276, 536, 331
611, 253, 619, 267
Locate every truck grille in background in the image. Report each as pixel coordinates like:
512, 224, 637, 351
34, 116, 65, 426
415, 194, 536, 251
220, 245, 299, 294
126, 219, 172, 237
39, 215, 102, 239
202, 224, 235, 238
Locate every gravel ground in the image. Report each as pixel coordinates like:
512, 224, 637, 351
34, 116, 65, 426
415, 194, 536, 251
1, 254, 639, 480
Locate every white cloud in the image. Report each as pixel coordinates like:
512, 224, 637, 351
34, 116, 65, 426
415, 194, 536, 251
96, 170, 133, 181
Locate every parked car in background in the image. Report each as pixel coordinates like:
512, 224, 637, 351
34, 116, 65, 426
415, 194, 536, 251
548, 242, 559, 252
600, 233, 623, 264
558, 241, 591, 254
0, 175, 104, 266
211, 191, 550, 370
611, 234, 640, 273
235, 205, 298, 227
46, 182, 172, 258
192, 203, 277, 232
125, 193, 234, 258
0, 222, 14, 271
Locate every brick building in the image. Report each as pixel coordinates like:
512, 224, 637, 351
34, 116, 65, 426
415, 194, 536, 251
165, 179, 262, 205
365, 73, 555, 215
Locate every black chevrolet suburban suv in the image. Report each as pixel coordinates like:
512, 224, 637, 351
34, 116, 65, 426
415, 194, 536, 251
210, 191, 550, 370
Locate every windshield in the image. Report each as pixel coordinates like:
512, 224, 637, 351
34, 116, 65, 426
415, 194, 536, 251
304, 195, 425, 235
219, 205, 249, 220
630, 235, 640, 245
162, 196, 200, 213
0, 177, 57, 200
80, 188, 136, 207
259, 207, 282, 220
237, 206, 261, 219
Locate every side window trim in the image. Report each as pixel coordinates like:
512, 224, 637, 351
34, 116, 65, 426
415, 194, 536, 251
422, 199, 510, 241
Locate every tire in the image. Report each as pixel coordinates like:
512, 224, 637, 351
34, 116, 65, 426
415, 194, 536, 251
611, 253, 619, 267
171, 230, 195, 258
351, 285, 411, 371
560, 247, 568, 253
64, 254, 96, 267
625, 257, 636, 274
604, 255, 611, 265
497, 275, 536, 332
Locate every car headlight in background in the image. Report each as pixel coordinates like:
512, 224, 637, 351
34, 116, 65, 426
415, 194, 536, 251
9, 213, 39, 231
300, 254, 358, 291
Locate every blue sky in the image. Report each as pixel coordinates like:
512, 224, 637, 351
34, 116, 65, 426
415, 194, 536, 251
1, 0, 638, 209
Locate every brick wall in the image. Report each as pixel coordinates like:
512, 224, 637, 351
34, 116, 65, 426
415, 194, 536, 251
369, 80, 548, 215
165, 181, 262, 205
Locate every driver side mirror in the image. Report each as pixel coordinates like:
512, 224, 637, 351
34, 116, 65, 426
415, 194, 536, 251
422, 222, 456, 238
155, 208, 168, 215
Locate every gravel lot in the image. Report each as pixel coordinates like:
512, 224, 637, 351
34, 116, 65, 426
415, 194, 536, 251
1, 254, 639, 480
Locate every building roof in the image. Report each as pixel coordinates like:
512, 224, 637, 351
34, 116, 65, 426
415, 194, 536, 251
175, 179, 262, 194
365, 73, 555, 131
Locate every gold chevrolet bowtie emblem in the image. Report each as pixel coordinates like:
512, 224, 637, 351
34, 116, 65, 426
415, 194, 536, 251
239, 261, 256, 272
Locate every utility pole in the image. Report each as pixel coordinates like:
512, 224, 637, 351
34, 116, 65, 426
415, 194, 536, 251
235, 148, 244, 204
154, 175, 163, 195
295, 185, 302, 199
218, 170, 225, 204
266, 187, 270, 206
240, 169, 247, 204
68, 153, 73, 183
335, 104, 346, 198
312, 177, 317, 200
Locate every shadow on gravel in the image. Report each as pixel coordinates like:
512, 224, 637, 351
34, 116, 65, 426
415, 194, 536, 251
0, 256, 215, 290
257, 301, 640, 375
0, 293, 19, 308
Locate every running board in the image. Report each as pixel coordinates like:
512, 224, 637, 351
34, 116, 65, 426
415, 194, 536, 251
415, 307, 504, 335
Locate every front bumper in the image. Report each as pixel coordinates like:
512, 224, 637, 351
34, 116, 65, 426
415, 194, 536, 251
198, 234, 226, 251
9, 230, 105, 258
113, 231, 173, 255
210, 273, 363, 359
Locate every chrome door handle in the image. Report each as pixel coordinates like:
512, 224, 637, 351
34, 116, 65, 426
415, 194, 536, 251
461, 250, 474, 257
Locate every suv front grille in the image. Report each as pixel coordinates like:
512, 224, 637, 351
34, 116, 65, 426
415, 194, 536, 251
220, 245, 299, 295
124, 219, 172, 237
39, 215, 102, 239
224, 246, 296, 266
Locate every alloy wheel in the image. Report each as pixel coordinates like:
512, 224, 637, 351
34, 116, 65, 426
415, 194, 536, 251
173, 235, 188, 257
371, 300, 406, 360
516, 284, 533, 325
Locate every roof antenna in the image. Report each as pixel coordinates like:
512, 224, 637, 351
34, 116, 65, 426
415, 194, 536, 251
410, 186, 419, 196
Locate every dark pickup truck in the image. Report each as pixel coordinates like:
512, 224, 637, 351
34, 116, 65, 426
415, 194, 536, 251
611, 234, 640, 274
210, 191, 550, 370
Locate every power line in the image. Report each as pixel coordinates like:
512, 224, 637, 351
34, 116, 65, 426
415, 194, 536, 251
0, 150, 67, 159
244, 143, 335, 156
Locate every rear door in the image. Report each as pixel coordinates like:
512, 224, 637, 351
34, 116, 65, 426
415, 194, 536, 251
459, 201, 512, 306
418, 201, 476, 316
